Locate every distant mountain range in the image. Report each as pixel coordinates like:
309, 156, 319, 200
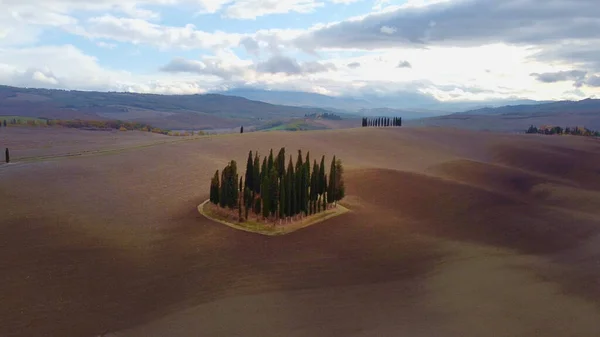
0, 85, 339, 130
1, 84, 598, 132
406, 98, 600, 132
215, 88, 546, 118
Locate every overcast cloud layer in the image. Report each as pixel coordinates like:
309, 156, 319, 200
1, 0, 599, 101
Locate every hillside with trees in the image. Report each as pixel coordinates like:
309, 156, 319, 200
208, 148, 345, 225
526, 125, 600, 137
0, 116, 198, 136
0, 85, 340, 131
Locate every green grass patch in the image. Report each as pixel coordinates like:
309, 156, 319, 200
198, 200, 350, 236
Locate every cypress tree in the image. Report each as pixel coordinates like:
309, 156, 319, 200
210, 170, 220, 204
230, 160, 239, 209
219, 167, 227, 208
269, 168, 279, 217
305, 152, 310, 213
268, 149, 274, 174
295, 150, 303, 215
5, 148, 9, 164
261, 169, 270, 219
240, 126, 244, 133
2, 120, 6, 127
328, 156, 336, 205
287, 156, 294, 217
311, 160, 319, 214
254, 198, 262, 217
398, 117, 402, 127
253, 152, 261, 194
244, 175, 251, 220
277, 147, 286, 178
245, 151, 253, 193
318, 155, 326, 196
334, 158, 346, 204
238, 184, 243, 221
261, 157, 267, 189
279, 175, 285, 219
322, 174, 328, 210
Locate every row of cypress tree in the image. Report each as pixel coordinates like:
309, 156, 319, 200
362, 117, 401, 127
209, 148, 345, 221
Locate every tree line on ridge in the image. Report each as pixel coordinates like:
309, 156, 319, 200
362, 117, 402, 127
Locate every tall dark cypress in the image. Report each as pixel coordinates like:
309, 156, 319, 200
261, 157, 267, 186
328, 156, 336, 205
269, 168, 279, 217
277, 147, 286, 178
245, 151, 253, 193
253, 152, 260, 194
311, 160, 319, 214
244, 177, 251, 219
210, 170, 220, 205
230, 160, 239, 209
219, 168, 227, 208
261, 169, 270, 218
319, 155, 326, 196
304, 152, 310, 214
322, 174, 328, 210
295, 150, 303, 215
268, 149, 274, 174
279, 175, 285, 219
334, 158, 345, 204
287, 156, 294, 217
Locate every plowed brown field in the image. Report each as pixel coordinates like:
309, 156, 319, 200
1, 127, 600, 337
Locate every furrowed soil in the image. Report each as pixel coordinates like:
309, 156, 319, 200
1, 127, 600, 337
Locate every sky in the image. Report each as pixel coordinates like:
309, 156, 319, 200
0, 0, 599, 102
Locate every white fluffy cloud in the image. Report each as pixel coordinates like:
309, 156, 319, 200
1, 0, 600, 102
81, 15, 243, 51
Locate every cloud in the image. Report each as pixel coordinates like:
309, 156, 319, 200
347, 62, 361, 69
292, 0, 600, 52
240, 37, 261, 56
160, 56, 249, 80
255, 55, 336, 75
530, 40, 600, 72
96, 41, 117, 49
0, 44, 227, 94
380, 25, 397, 34
81, 15, 243, 51
529, 70, 600, 88
585, 76, 600, 88
224, 0, 325, 19
397, 60, 411, 68
530, 70, 587, 83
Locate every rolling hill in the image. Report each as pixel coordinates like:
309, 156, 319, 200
0, 85, 343, 130
407, 98, 600, 132
215, 87, 546, 116
2, 127, 600, 336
